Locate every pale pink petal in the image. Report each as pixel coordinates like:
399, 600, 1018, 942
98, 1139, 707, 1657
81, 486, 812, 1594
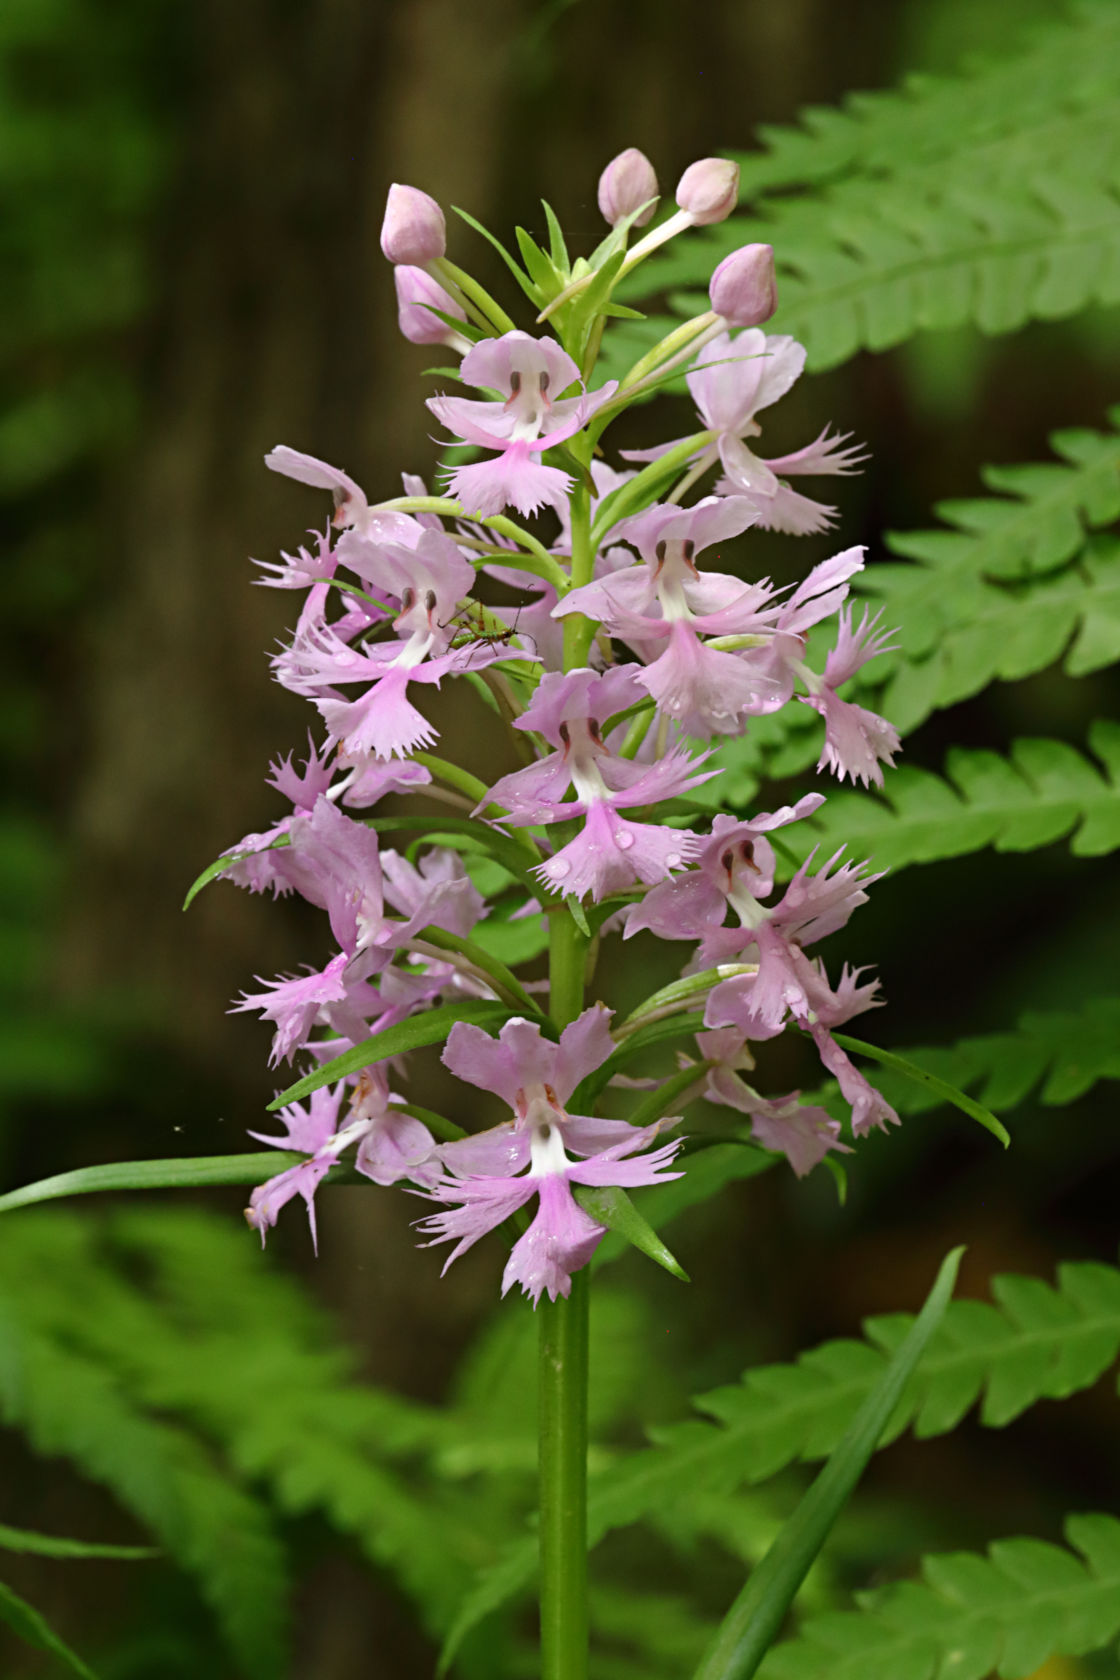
809, 1023, 900, 1135
536, 802, 697, 902
500, 1175, 604, 1304
446, 447, 572, 519
356, 1111, 443, 1188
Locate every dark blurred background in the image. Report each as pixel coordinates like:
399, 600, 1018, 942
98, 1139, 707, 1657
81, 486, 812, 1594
2, 0, 1119, 1674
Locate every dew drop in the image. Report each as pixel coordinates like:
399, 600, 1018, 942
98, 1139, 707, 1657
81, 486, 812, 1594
666, 852, 681, 868
615, 830, 635, 851
551, 858, 570, 879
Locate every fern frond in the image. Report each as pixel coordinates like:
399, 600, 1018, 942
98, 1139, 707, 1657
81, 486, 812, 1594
0, 1208, 493, 1636
603, 5, 1120, 376
780, 720, 1120, 872
659, 415, 1120, 803
758, 1512, 1120, 1680
850, 413, 1120, 732
839, 996, 1120, 1120
868, 529, 1120, 736
734, 2, 1120, 199
443, 1258, 1120, 1647
0, 1308, 288, 1680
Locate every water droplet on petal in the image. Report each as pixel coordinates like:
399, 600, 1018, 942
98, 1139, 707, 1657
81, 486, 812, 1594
666, 852, 681, 868
551, 858, 570, 879
615, 830, 635, 851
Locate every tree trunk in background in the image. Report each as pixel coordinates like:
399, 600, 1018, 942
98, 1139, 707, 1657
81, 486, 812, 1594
67, 0, 521, 1083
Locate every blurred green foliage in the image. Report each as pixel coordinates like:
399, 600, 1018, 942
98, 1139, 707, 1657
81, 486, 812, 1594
2, 0, 1120, 1677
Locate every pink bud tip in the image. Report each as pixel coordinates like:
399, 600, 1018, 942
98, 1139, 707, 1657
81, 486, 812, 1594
393, 265, 466, 346
597, 147, 659, 228
674, 157, 740, 226
380, 183, 446, 265
709, 243, 778, 327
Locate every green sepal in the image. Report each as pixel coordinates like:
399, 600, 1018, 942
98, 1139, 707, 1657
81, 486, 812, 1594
563, 893, 592, 937
567, 248, 627, 330
691, 1247, 964, 1680
0, 1524, 158, 1561
0, 1579, 100, 1679
267, 1000, 517, 1112
573, 1185, 689, 1282
0, 1152, 304, 1216
514, 224, 561, 298
830, 1032, 1011, 1147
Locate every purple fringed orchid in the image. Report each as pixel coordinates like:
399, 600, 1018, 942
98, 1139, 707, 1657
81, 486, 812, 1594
428, 332, 617, 518
419, 1008, 682, 1303
273, 528, 489, 758
627, 798, 898, 1133
624, 330, 866, 535
230, 798, 486, 1063
265, 445, 414, 542
554, 498, 789, 735
246, 1071, 442, 1251
798, 605, 902, 787
482, 666, 714, 901
696, 1027, 851, 1176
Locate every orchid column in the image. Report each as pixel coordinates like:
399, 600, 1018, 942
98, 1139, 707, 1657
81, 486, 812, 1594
209, 152, 903, 1679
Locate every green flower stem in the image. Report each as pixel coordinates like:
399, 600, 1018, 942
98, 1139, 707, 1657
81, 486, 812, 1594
411, 752, 490, 807
588, 432, 713, 549
370, 497, 566, 585
619, 310, 720, 390
411, 754, 543, 862
537, 462, 596, 1680
618, 705, 655, 760
408, 929, 545, 1020
539, 1266, 590, 1680
618, 965, 759, 1034
433, 256, 518, 335
562, 477, 596, 670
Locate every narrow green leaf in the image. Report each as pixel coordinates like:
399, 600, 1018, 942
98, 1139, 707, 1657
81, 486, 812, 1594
692, 1247, 964, 1680
452, 205, 534, 291
0, 1152, 302, 1215
183, 848, 244, 908
0, 1523, 157, 1561
831, 1033, 1011, 1147
541, 200, 570, 270
574, 1185, 690, 1282
412, 925, 546, 1019
267, 1000, 515, 1111
626, 1062, 710, 1132
564, 893, 592, 937
514, 224, 558, 293
0, 1578, 100, 1679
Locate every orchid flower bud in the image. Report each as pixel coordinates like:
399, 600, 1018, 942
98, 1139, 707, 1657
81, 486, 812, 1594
380, 183, 446, 265
709, 243, 778, 327
675, 157, 740, 226
597, 147, 659, 228
393, 265, 469, 350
